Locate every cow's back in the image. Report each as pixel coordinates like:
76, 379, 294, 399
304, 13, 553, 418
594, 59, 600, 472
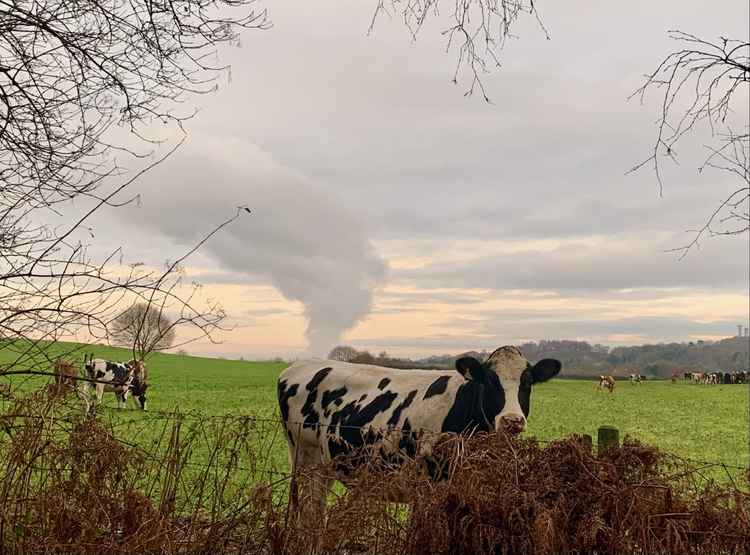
278, 360, 459, 467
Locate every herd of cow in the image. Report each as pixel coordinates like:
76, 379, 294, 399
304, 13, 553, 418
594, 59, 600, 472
51, 355, 149, 411
683, 371, 748, 384
595, 370, 747, 392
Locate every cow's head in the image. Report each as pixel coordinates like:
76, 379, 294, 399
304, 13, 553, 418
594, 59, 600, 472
127, 360, 148, 410
455, 346, 561, 435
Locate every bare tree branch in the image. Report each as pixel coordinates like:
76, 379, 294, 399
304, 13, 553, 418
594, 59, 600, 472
629, 31, 749, 256
1, 1, 266, 381
370, 0, 548, 101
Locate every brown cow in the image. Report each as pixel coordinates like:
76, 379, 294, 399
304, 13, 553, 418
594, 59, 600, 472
51, 359, 79, 396
597, 375, 616, 393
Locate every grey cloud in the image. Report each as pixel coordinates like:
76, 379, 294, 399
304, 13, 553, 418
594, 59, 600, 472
210, 0, 747, 246
116, 138, 387, 357
377, 290, 488, 306
243, 307, 296, 318
397, 235, 749, 291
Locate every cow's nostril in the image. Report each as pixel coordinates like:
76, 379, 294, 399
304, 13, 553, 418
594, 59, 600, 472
500, 417, 525, 434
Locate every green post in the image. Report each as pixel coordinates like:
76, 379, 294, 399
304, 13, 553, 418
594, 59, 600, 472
597, 425, 620, 456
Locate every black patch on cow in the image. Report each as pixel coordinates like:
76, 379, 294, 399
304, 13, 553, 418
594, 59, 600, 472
277, 379, 299, 423
300, 367, 332, 431
441, 370, 504, 434
387, 390, 417, 427
322, 387, 347, 417
322, 387, 347, 410
359, 394, 367, 402
424, 375, 450, 399
105, 361, 130, 383
518, 368, 534, 417
377, 378, 391, 390
277, 379, 300, 445
327, 391, 398, 473
95, 370, 106, 379
309, 367, 333, 390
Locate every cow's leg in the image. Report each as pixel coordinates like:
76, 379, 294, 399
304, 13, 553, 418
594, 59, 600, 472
77, 381, 92, 414
121, 388, 131, 409
298, 467, 333, 552
95, 383, 105, 407
288, 446, 332, 534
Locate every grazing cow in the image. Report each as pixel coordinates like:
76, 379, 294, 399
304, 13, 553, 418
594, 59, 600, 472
278, 346, 561, 519
683, 372, 693, 381
629, 373, 643, 384
692, 372, 705, 384
81, 355, 148, 410
51, 359, 79, 396
597, 375, 615, 393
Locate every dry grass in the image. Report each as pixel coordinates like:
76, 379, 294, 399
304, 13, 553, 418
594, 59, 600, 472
0, 388, 747, 554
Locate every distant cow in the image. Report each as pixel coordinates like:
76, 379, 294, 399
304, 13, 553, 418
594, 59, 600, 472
81, 355, 148, 410
51, 359, 79, 396
629, 374, 643, 384
278, 346, 561, 520
597, 375, 615, 393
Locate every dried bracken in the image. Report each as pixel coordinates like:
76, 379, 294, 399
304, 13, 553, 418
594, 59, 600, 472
0, 393, 747, 554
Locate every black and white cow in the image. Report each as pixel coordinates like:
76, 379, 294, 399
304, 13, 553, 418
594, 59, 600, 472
82, 357, 148, 410
277, 346, 561, 517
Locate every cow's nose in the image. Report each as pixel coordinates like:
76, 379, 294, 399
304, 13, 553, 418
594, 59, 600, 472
500, 415, 525, 435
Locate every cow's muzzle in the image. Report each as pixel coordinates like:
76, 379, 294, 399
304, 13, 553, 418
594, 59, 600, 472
499, 415, 525, 435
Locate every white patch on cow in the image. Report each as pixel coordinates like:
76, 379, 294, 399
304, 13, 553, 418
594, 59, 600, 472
485, 346, 528, 426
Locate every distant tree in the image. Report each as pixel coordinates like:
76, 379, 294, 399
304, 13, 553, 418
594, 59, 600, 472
112, 303, 176, 360
350, 350, 376, 364
328, 345, 359, 362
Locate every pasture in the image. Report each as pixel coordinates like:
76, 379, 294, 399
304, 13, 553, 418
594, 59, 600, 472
1, 344, 748, 553
1, 343, 747, 475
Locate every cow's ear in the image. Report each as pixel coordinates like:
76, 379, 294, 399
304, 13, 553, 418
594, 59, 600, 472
456, 357, 484, 381
531, 359, 561, 383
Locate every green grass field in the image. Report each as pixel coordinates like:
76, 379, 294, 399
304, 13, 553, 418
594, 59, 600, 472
2, 343, 748, 479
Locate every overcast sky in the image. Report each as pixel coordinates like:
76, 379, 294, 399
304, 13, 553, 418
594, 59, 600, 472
85, 0, 748, 359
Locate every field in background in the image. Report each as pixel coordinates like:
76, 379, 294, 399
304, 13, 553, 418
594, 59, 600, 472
1, 343, 748, 475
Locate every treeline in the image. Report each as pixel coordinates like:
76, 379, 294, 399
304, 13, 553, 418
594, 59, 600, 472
327, 336, 749, 378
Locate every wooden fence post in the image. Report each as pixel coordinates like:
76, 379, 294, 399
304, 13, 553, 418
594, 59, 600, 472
597, 425, 620, 456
